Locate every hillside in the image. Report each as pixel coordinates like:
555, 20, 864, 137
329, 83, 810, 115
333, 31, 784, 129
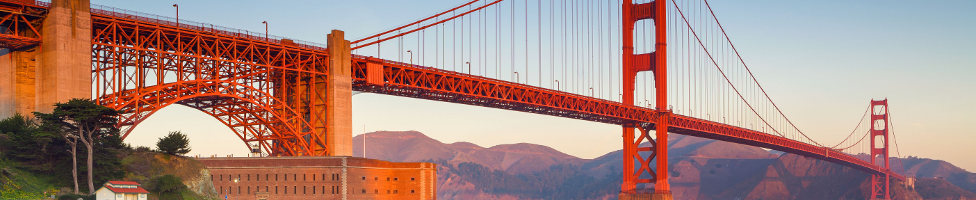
358, 130, 974, 199
121, 150, 217, 199
352, 131, 585, 174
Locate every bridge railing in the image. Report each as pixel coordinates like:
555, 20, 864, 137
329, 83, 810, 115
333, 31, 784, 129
23, 0, 328, 51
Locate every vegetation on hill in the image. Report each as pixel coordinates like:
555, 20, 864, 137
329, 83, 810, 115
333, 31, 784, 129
156, 131, 191, 156
915, 178, 976, 199
432, 159, 619, 199
121, 149, 216, 200
362, 131, 976, 199
1, 103, 214, 199
1, 112, 125, 197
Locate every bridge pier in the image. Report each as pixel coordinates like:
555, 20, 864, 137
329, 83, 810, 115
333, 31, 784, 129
326, 30, 353, 156
0, 0, 90, 119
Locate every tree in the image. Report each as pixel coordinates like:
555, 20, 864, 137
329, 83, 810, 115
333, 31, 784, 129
2, 114, 76, 192
34, 111, 80, 194
156, 131, 191, 155
0, 114, 47, 163
147, 175, 186, 200
34, 98, 119, 194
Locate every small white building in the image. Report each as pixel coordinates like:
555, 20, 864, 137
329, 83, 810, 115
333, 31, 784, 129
94, 181, 149, 200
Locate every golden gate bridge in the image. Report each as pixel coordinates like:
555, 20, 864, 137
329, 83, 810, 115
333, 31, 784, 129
0, 0, 904, 199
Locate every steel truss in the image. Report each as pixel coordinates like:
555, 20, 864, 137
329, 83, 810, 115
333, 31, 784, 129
90, 13, 330, 156
0, 1, 44, 49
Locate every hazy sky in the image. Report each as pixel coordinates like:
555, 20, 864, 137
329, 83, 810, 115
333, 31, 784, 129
97, 0, 976, 171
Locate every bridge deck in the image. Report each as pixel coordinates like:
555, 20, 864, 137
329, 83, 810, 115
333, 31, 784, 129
350, 57, 901, 179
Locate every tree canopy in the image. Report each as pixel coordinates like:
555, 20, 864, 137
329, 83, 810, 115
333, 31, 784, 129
156, 131, 191, 156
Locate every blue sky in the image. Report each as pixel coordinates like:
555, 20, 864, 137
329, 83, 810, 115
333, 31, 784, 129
97, 0, 976, 171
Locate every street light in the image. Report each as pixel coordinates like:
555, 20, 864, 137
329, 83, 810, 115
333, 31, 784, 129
406, 50, 413, 65
261, 21, 268, 42
172, 4, 178, 27
554, 80, 559, 91
513, 72, 519, 83
589, 87, 594, 97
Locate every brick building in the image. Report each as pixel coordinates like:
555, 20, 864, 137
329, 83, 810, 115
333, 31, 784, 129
198, 156, 436, 200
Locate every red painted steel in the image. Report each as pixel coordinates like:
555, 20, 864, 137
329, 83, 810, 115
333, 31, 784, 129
870, 99, 891, 199
0, 1, 44, 49
621, 0, 670, 194
3, 1, 901, 197
89, 9, 330, 156
347, 55, 902, 180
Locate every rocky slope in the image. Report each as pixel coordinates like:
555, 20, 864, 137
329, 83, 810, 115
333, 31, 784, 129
121, 151, 217, 199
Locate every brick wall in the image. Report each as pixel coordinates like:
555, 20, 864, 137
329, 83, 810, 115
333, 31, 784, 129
198, 156, 435, 200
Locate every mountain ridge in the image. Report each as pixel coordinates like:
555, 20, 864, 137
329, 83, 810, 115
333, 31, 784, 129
353, 130, 974, 199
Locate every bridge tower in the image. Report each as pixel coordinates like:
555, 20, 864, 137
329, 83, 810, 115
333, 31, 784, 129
0, 0, 90, 118
326, 30, 354, 156
621, 0, 670, 199
870, 99, 891, 199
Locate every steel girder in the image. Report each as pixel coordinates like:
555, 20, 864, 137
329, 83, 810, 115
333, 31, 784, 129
350, 56, 902, 181
90, 13, 330, 156
0, 1, 44, 49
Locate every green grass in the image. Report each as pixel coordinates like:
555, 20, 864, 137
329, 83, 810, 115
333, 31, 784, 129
179, 190, 216, 200
0, 159, 57, 199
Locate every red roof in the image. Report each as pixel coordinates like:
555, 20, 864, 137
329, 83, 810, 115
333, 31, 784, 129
105, 185, 149, 194
107, 181, 141, 185
103, 181, 149, 194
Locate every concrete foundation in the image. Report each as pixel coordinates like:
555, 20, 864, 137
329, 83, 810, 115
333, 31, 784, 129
37, 0, 91, 113
0, 0, 90, 119
0, 49, 38, 118
326, 30, 352, 156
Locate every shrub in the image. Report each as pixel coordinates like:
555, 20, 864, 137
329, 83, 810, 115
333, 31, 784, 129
148, 174, 186, 200
156, 131, 191, 156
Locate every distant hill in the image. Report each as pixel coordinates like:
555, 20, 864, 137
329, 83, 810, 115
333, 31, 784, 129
353, 131, 584, 174
354, 130, 975, 199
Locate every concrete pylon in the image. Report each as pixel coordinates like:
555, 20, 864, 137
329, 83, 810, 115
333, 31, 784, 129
0, 0, 90, 119
0, 50, 38, 118
326, 30, 352, 156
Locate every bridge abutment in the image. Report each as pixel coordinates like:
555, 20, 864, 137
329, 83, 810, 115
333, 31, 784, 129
37, 0, 91, 113
327, 30, 353, 156
0, 0, 90, 119
0, 50, 38, 118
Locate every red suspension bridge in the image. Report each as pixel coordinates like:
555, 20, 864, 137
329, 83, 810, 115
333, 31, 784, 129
0, 0, 904, 199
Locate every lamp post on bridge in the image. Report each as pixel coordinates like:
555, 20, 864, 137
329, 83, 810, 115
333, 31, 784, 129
589, 87, 594, 97
261, 21, 268, 42
554, 80, 559, 91
513, 72, 519, 83
172, 4, 178, 27
466, 62, 471, 74
406, 50, 413, 65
